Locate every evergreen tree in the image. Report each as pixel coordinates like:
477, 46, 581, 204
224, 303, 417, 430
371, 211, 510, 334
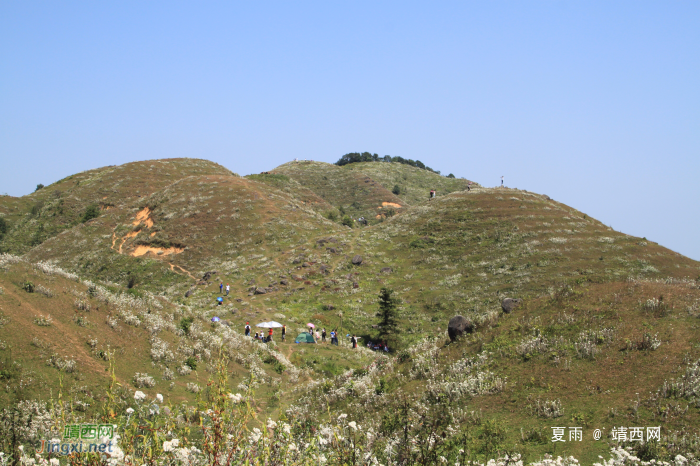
377, 287, 399, 340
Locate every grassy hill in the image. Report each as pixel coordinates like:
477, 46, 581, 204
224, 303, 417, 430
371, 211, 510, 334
342, 161, 477, 205
273, 160, 407, 221
1, 157, 699, 464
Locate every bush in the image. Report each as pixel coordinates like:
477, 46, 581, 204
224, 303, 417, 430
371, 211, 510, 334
179, 316, 195, 335
81, 204, 100, 223
447, 173, 455, 178
22, 281, 35, 293
0, 218, 8, 239
35, 184, 44, 191
392, 185, 401, 195
185, 356, 198, 371
341, 216, 353, 228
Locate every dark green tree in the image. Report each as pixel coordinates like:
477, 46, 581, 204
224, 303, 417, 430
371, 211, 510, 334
0, 217, 8, 239
35, 184, 44, 191
377, 288, 399, 341
447, 173, 455, 178
81, 204, 100, 223
392, 185, 401, 195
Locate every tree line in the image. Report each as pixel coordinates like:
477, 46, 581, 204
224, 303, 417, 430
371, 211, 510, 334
335, 152, 440, 175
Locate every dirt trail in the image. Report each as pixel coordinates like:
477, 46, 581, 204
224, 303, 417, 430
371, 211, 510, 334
168, 263, 197, 280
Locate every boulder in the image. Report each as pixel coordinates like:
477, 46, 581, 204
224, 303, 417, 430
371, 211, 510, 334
327, 247, 338, 254
353, 282, 359, 289
185, 288, 195, 298
254, 287, 268, 295
280, 280, 289, 286
352, 255, 363, 265
380, 267, 393, 274
501, 298, 522, 314
448, 315, 474, 341
302, 262, 312, 268
323, 304, 335, 310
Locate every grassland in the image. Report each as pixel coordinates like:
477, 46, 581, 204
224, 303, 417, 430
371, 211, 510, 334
1, 157, 699, 464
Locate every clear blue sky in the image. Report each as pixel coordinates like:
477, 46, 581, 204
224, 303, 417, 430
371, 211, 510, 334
1, 2, 698, 261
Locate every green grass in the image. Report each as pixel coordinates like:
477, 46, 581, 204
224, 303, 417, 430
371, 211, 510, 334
2, 157, 700, 462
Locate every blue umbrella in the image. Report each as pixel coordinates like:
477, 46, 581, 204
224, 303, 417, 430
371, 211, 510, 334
211, 316, 220, 322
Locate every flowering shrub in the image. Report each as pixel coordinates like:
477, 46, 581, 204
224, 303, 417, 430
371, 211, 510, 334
132, 373, 156, 388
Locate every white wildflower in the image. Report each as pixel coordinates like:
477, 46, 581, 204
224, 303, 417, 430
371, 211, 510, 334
134, 391, 146, 401
156, 393, 163, 403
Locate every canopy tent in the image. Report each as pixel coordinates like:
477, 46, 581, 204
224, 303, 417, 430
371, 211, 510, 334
256, 321, 283, 328
211, 317, 220, 322
295, 333, 316, 343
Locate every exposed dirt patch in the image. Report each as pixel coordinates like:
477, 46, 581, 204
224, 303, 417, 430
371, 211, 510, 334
380, 202, 402, 209
131, 245, 184, 257
150, 232, 156, 237
169, 262, 197, 280
129, 246, 185, 257
133, 207, 151, 226
132, 207, 155, 228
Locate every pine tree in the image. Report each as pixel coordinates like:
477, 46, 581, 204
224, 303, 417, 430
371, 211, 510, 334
377, 288, 399, 340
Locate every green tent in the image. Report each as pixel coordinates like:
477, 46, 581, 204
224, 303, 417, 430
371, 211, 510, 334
295, 333, 316, 343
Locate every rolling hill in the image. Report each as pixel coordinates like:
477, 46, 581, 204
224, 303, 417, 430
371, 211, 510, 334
1, 157, 699, 464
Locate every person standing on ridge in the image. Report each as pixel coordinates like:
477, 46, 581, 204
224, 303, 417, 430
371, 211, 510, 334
225, 284, 230, 296
501, 176, 504, 187
245, 322, 251, 337
467, 181, 471, 192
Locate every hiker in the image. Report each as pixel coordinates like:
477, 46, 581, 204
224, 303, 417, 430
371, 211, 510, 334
282, 325, 286, 341
254, 332, 259, 340
315, 329, 321, 341
467, 181, 471, 192
219, 282, 223, 293
268, 328, 273, 342
322, 328, 327, 342
351, 335, 357, 349
429, 189, 434, 201
501, 176, 504, 187
330, 329, 338, 345
225, 284, 230, 296
245, 322, 251, 337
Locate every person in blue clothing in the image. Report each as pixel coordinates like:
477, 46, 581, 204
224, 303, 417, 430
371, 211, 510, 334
219, 282, 223, 293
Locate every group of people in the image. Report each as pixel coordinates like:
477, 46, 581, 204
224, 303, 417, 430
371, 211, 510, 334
306, 327, 340, 345
366, 340, 389, 352
244, 322, 288, 343
242, 322, 381, 351
219, 282, 230, 295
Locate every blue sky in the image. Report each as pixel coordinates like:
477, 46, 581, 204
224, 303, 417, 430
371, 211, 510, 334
1, 1, 698, 260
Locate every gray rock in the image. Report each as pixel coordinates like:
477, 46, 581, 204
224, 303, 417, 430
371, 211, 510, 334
501, 298, 522, 314
254, 287, 268, 295
380, 267, 393, 274
185, 288, 195, 298
280, 280, 289, 286
448, 315, 474, 341
352, 255, 363, 265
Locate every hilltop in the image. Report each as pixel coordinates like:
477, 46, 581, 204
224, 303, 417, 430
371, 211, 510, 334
1, 157, 699, 464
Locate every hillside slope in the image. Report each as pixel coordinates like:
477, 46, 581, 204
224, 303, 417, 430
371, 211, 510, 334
2, 157, 699, 463
342, 161, 477, 204
273, 161, 407, 220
